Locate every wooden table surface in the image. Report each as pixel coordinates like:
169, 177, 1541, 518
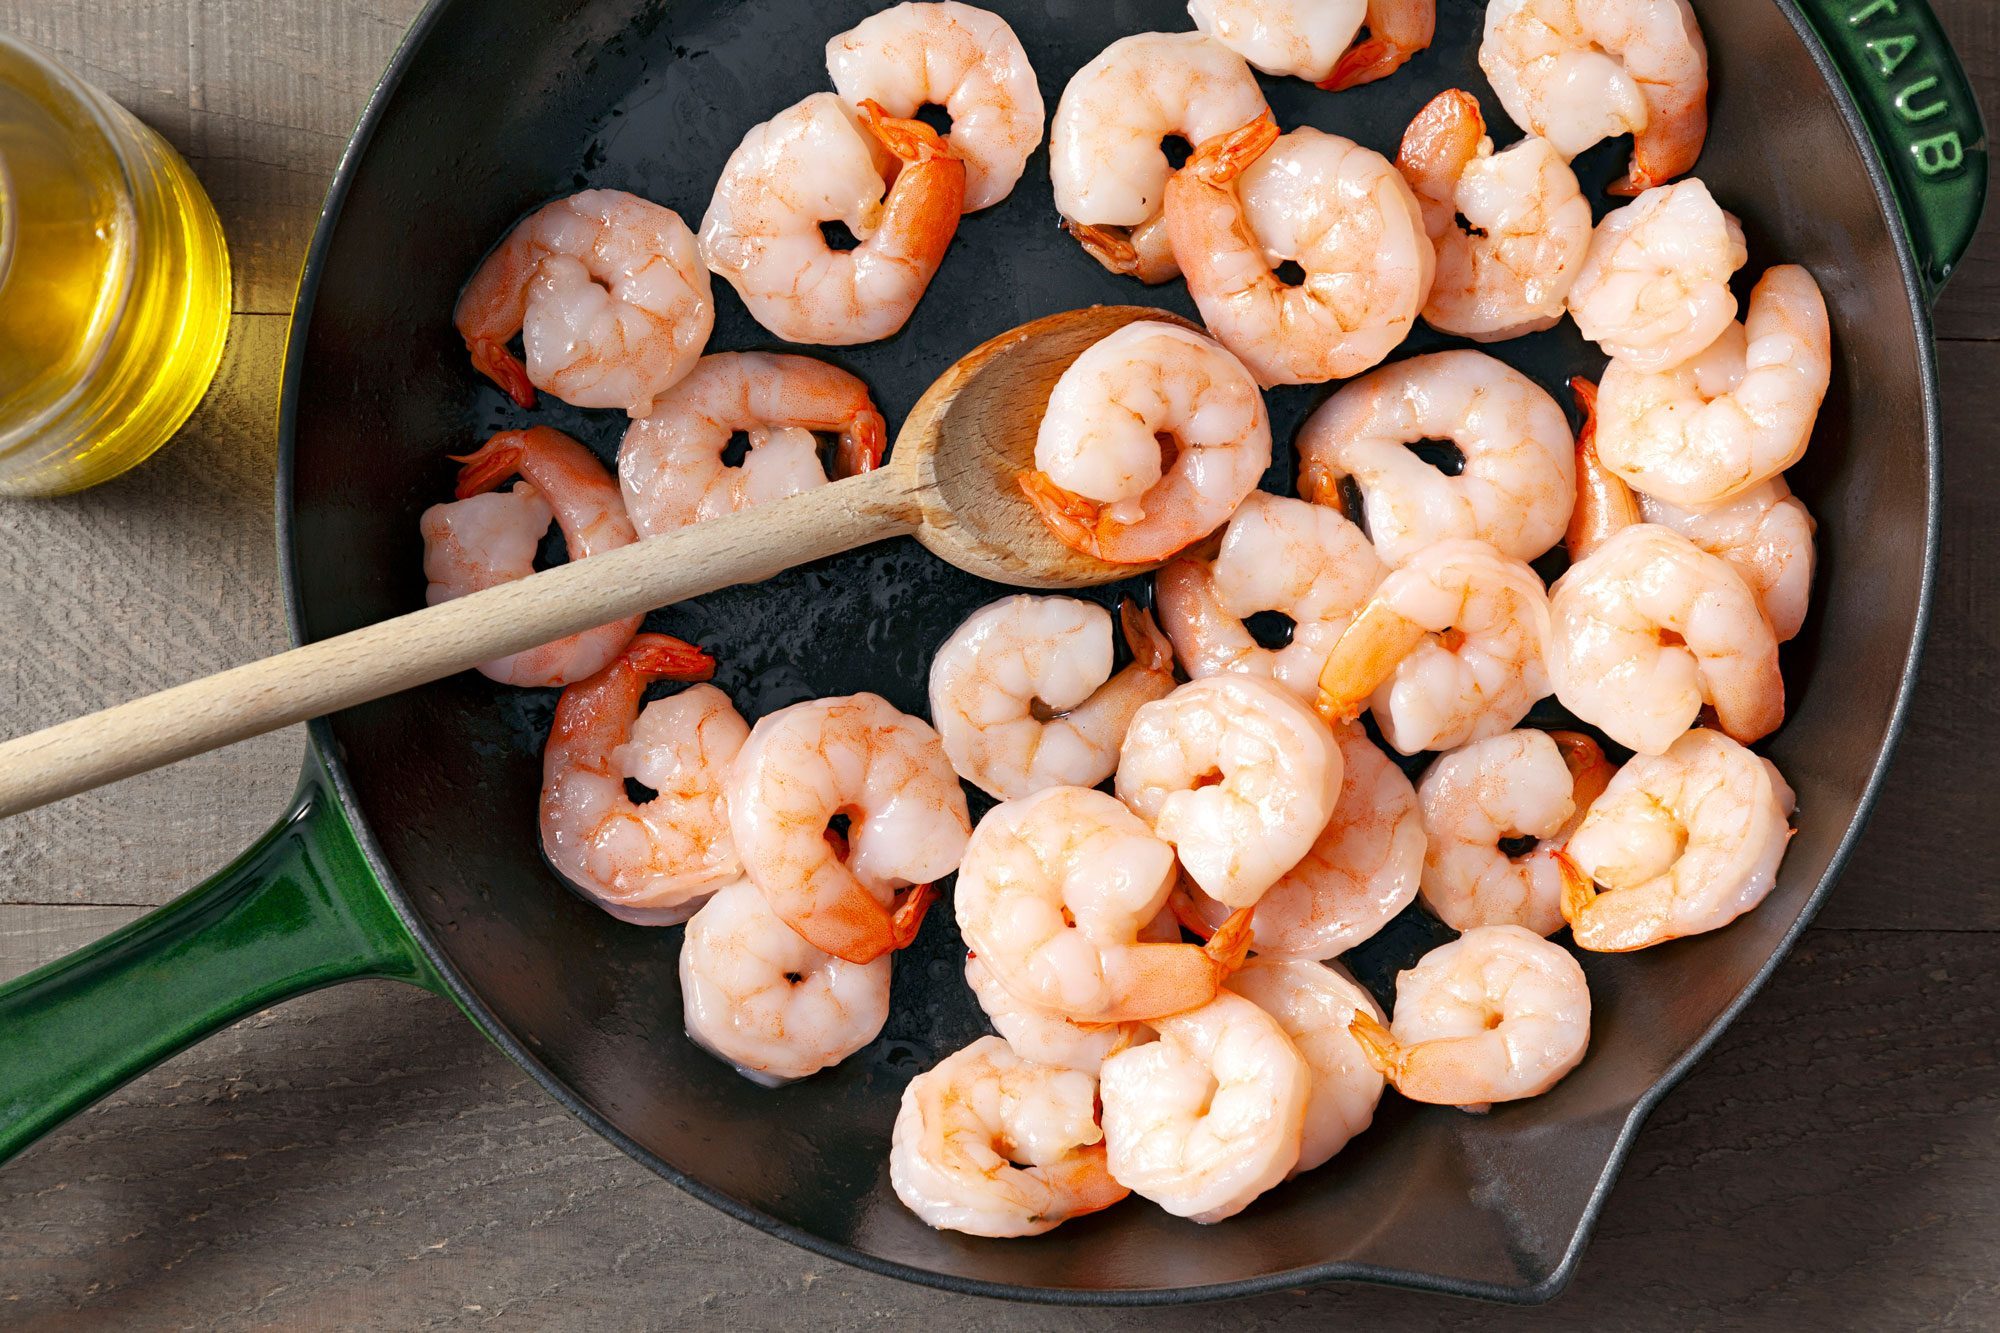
1, 1, 1994, 1326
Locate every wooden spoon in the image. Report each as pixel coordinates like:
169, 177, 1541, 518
0, 305, 1196, 817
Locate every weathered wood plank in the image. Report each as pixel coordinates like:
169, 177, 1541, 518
1, 915, 1991, 1329
0, 318, 302, 906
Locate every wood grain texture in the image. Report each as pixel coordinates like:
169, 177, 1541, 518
0, 0, 1995, 1325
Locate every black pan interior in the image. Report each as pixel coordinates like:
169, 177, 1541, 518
283, 0, 1931, 1302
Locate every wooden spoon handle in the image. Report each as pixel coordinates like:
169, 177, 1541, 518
0, 468, 921, 818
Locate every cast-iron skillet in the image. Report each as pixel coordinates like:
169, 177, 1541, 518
0, 0, 1987, 1306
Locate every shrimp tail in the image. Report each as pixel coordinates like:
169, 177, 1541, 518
1549, 731, 1615, 812
1346, 1009, 1403, 1078
1018, 470, 1112, 561
449, 430, 529, 499
889, 881, 941, 951
1065, 219, 1180, 285
1119, 600, 1176, 676
1188, 113, 1280, 188
1565, 377, 1641, 561
1396, 89, 1484, 190
857, 98, 960, 165
1314, 601, 1429, 724
835, 408, 888, 477
467, 336, 537, 410
1319, 3, 1437, 91
622, 633, 717, 683
1203, 906, 1256, 978
1553, 847, 1597, 932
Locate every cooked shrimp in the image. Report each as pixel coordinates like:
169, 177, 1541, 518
1416, 729, 1613, 936
680, 878, 889, 1086
826, 2, 1042, 212
1315, 539, 1553, 757
1396, 89, 1591, 342
617, 352, 885, 538
891, 1035, 1129, 1237
1349, 924, 1590, 1110
953, 786, 1254, 1023
421, 427, 640, 687
1155, 492, 1386, 703
1177, 721, 1423, 960
454, 189, 712, 415
1325, 0, 1438, 88
929, 596, 1177, 801
1548, 523, 1783, 754
1562, 728, 1794, 951
1570, 377, 1816, 641
1227, 959, 1386, 1174
1480, 0, 1708, 196
727, 693, 970, 964
1098, 990, 1310, 1222
700, 93, 964, 345
539, 635, 741, 925
1566, 179, 1746, 373
1188, 0, 1368, 82
1296, 350, 1576, 566
1595, 265, 1832, 509
1117, 675, 1342, 909
1165, 115, 1434, 387
1019, 321, 1271, 565
1049, 31, 1268, 283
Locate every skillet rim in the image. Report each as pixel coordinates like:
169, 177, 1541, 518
273, 0, 1944, 1305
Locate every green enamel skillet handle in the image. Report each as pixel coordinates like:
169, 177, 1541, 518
1795, 0, 1989, 298
0, 752, 443, 1164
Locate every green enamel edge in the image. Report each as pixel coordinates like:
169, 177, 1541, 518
1796, 0, 1990, 298
0, 752, 443, 1164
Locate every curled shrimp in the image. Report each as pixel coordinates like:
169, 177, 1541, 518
952, 786, 1254, 1024
928, 595, 1177, 801
1315, 539, 1553, 757
1176, 721, 1424, 960
1050, 31, 1269, 283
539, 634, 742, 925
1117, 675, 1342, 910
617, 352, 886, 538
1480, 0, 1708, 196
1416, 729, 1613, 936
700, 93, 965, 345
1295, 350, 1576, 566
1548, 523, 1783, 755
1570, 377, 1816, 642
1099, 989, 1310, 1222
726, 693, 970, 964
1595, 265, 1832, 509
1561, 728, 1795, 951
420, 427, 640, 687
1227, 958, 1386, 1175
1566, 179, 1747, 373
825, 2, 1043, 212
1188, 0, 1368, 82
891, 1035, 1129, 1237
1165, 114, 1434, 387
680, 878, 890, 1087
453, 189, 713, 415
1396, 89, 1591, 342
1020, 321, 1271, 565
1155, 492, 1386, 703
1350, 924, 1591, 1110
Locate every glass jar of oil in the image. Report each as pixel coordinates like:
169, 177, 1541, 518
0, 37, 231, 496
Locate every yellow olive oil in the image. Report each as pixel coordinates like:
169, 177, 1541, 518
0, 37, 231, 495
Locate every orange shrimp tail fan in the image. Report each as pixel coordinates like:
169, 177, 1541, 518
448, 431, 530, 498
1017, 470, 1112, 561
621, 633, 716, 683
